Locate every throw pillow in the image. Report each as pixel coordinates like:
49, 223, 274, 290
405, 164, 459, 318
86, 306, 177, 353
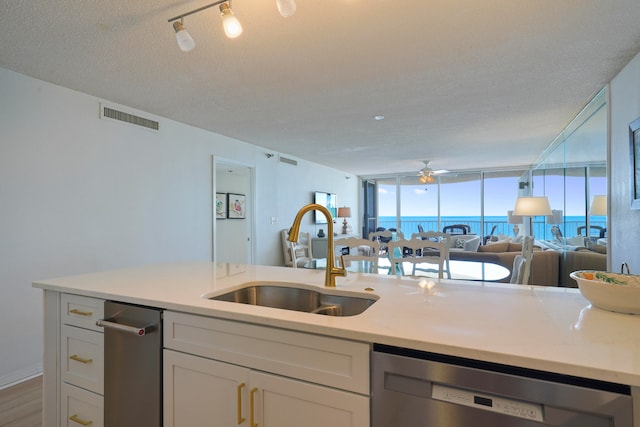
566, 236, 586, 247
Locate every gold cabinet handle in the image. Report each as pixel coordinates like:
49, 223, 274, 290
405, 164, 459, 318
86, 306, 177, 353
69, 308, 93, 316
69, 414, 93, 425
69, 354, 93, 364
237, 382, 246, 425
250, 387, 258, 427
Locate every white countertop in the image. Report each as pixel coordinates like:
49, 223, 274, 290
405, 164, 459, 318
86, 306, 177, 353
33, 261, 640, 387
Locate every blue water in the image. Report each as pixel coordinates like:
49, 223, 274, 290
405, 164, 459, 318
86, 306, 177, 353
378, 216, 606, 239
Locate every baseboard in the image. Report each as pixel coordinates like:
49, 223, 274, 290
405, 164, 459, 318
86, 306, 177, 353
0, 364, 43, 390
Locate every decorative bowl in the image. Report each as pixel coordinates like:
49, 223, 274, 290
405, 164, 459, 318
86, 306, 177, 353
570, 270, 640, 315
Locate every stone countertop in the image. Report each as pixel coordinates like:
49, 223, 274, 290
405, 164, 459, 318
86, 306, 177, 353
33, 260, 640, 387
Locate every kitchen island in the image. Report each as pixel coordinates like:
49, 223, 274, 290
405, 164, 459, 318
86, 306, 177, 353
34, 261, 640, 426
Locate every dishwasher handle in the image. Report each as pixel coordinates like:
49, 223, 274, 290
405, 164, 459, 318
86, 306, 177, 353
96, 319, 155, 336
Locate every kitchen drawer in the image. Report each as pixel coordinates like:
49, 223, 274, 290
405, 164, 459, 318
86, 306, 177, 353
61, 325, 104, 394
61, 294, 104, 332
164, 311, 370, 394
61, 383, 103, 427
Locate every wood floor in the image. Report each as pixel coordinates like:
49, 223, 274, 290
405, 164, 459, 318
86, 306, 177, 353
0, 376, 42, 427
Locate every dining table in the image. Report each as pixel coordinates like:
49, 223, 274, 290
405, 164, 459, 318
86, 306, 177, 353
307, 258, 510, 282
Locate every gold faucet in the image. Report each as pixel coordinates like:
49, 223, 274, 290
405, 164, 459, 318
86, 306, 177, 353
288, 203, 347, 287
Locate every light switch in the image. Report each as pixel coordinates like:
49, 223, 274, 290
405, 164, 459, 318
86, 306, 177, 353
270, 216, 278, 225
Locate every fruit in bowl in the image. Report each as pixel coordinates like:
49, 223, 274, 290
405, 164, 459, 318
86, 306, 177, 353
570, 270, 640, 315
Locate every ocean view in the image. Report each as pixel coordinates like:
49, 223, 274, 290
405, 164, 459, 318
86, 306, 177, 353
378, 216, 607, 239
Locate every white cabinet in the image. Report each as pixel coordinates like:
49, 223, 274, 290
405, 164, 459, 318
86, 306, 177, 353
163, 311, 370, 427
52, 293, 105, 427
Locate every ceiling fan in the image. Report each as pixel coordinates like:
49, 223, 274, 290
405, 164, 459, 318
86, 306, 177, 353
418, 160, 449, 184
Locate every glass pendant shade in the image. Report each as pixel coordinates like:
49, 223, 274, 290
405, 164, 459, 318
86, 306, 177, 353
173, 21, 195, 52
220, 4, 243, 38
276, 0, 297, 17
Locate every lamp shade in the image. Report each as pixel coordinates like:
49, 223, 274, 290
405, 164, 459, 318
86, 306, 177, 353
507, 210, 523, 224
337, 207, 351, 218
590, 195, 607, 216
513, 196, 552, 216
546, 209, 563, 224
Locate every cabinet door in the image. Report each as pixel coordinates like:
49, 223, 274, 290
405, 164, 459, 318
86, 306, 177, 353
60, 383, 103, 427
250, 371, 370, 427
163, 350, 249, 427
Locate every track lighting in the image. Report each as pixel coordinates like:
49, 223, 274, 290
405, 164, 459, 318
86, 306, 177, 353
172, 20, 196, 52
168, 0, 296, 51
219, 3, 243, 38
276, 0, 296, 18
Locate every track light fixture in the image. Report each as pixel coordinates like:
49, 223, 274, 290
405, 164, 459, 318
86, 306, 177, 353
219, 3, 243, 38
168, 0, 296, 51
172, 19, 196, 52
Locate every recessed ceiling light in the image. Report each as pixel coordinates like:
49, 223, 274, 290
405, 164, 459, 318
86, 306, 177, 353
373, 115, 385, 121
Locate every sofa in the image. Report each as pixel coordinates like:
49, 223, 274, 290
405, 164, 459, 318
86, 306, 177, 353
449, 241, 560, 286
561, 248, 607, 287
449, 239, 607, 287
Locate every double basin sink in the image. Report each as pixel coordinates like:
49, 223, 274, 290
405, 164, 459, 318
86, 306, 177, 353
205, 281, 377, 317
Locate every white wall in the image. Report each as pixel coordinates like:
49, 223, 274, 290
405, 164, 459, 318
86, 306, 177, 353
609, 52, 640, 272
0, 68, 358, 387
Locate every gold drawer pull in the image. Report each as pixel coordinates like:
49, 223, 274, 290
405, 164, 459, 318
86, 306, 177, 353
69, 354, 93, 364
237, 382, 246, 424
69, 414, 93, 425
69, 308, 93, 316
250, 387, 258, 427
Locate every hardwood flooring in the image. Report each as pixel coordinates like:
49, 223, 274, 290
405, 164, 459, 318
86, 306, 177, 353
0, 376, 42, 427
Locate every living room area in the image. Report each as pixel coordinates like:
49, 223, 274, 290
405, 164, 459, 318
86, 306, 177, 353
321, 88, 610, 287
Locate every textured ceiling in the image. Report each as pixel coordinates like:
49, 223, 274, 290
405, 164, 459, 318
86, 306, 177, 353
2, 1, 640, 176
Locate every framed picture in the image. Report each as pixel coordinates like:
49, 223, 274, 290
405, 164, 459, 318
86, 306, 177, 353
630, 117, 640, 210
227, 193, 246, 219
215, 193, 227, 219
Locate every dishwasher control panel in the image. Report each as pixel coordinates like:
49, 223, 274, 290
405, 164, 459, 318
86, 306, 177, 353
432, 383, 544, 422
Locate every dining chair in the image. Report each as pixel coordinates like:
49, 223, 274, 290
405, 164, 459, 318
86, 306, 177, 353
510, 255, 527, 284
388, 238, 451, 279
334, 237, 380, 274
519, 235, 534, 285
442, 224, 471, 235
577, 225, 606, 239
369, 230, 405, 255
281, 229, 313, 268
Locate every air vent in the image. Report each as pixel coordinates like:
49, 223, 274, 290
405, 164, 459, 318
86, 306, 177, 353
279, 156, 297, 166
100, 103, 159, 132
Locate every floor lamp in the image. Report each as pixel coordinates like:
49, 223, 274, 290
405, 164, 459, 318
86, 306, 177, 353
513, 196, 552, 237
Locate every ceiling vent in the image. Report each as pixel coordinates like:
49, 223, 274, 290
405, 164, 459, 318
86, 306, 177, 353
279, 156, 297, 166
100, 102, 159, 132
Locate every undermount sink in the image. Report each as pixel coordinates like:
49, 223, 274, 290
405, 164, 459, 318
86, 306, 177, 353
205, 282, 377, 316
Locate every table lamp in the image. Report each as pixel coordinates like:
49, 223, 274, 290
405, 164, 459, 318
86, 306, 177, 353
507, 210, 523, 236
337, 207, 351, 234
546, 209, 563, 241
513, 196, 552, 236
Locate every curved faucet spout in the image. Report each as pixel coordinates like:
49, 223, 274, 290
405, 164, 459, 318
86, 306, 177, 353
288, 203, 347, 287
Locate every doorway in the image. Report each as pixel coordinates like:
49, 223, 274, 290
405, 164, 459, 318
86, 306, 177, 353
213, 159, 254, 264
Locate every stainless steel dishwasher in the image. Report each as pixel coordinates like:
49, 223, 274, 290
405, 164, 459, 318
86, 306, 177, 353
372, 344, 633, 427
97, 301, 163, 427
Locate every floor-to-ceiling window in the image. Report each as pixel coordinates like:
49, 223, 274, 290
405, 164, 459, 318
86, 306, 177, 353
369, 170, 526, 240
483, 170, 528, 238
